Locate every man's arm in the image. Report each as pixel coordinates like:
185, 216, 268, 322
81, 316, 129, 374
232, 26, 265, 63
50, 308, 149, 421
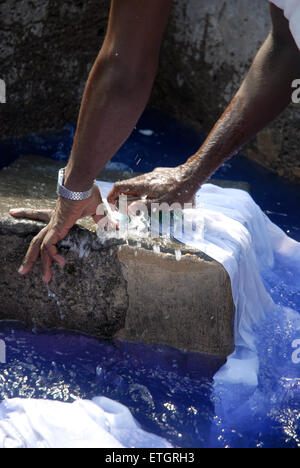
64, 0, 171, 192
11, 0, 171, 283
108, 5, 300, 206
183, 4, 300, 187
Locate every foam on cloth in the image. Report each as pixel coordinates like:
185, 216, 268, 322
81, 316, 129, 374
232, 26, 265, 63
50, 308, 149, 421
270, 0, 300, 49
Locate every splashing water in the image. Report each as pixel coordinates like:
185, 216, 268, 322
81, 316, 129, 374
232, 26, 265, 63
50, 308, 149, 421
46, 286, 65, 320
153, 244, 161, 255
175, 250, 182, 262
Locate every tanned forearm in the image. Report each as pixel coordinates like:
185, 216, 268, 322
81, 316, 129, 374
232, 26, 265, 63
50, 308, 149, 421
182, 16, 300, 189
63, 54, 156, 192
63, 0, 171, 192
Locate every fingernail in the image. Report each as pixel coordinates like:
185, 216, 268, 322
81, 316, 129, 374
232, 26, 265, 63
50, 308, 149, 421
18, 266, 25, 274
43, 275, 51, 284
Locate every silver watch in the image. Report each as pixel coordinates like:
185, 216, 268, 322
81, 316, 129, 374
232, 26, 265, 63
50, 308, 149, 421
57, 168, 94, 201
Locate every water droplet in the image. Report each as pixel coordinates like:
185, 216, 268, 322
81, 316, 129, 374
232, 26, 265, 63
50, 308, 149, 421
175, 249, 182, 261
153, 244, 160, 255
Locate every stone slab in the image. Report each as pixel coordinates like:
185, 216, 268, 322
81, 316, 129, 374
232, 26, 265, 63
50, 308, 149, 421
116, 242, 235, 357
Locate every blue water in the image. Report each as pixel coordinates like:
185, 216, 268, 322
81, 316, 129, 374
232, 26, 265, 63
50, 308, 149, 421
0, 109, 299, 447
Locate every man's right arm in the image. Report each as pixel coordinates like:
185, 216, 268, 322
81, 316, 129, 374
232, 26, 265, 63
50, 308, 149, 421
182, 3, 300, 188
108, 4, 300, 206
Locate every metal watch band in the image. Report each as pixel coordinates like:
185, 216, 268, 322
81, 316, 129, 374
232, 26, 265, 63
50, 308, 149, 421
57, 168, 94, 201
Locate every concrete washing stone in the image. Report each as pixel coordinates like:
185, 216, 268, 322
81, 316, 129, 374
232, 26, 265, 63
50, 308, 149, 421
0, 156, 236, 357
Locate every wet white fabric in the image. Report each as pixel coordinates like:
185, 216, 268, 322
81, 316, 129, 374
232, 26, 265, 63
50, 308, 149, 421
0, 396, 171, 448
270, 0, 300, 49
99, 181, 300, 388
175, 184, 300, 387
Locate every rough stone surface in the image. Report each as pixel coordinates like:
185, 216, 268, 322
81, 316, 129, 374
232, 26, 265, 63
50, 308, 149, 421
0, 227, 129, 337
0, 0, 110, 136
116, 243, 235, 357
0, 0, 299, 182
0, 156, 236, 357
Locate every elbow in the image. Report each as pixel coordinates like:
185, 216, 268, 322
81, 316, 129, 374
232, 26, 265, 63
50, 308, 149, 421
266, 30, 300, 78
271, 27, 300, 61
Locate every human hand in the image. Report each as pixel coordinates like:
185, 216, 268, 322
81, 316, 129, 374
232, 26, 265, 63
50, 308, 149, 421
10, 184, 103, 283
107, 166, 199, 208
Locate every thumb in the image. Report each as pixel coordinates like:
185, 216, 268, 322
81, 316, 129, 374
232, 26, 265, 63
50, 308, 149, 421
107, 182, 143, 207
107, 184, 123, 206
92, 213, 104, 224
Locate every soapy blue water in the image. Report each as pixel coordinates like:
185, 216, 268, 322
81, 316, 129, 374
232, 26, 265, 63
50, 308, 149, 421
0, 322, 219, 448
211, 258, 300, 448
0, 302, 299, 448
0, 109, 299, 447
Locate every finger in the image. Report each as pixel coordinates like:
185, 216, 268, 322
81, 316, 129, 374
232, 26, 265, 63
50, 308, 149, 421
10, 208, 53, 223
107, 185, 143, 206
40, 241, 65, 285
41, 248, 52, 284
42, 233, 67, 267
107, 186, 124, 206
40, 229, 68, 283
92, 213, 105, 224
18, 227, 48, 275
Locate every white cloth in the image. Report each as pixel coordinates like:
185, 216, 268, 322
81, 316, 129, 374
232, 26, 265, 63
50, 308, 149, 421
0, 397, 171, 449
175, 184, 300, 387
99, 181, 300, 388
270, 0, 300, 49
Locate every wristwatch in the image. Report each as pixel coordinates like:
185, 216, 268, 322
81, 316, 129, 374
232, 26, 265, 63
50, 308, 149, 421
57, 168, 94, 201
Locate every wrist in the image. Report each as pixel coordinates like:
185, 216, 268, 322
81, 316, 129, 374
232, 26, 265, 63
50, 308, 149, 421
57, 167, 95, 201
180, 160, 209, 189
64, 166, 95, 192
